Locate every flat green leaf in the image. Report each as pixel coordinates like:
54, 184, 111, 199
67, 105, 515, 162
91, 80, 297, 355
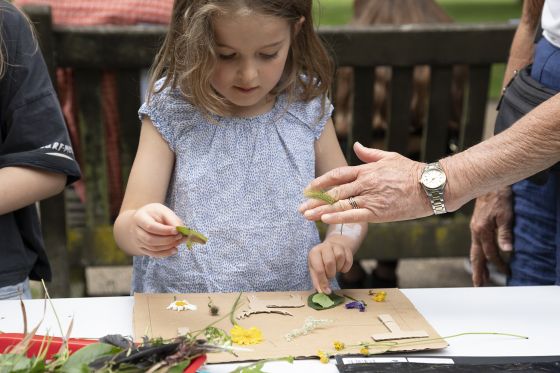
308, 292, 345, 310
168, 359, 191, 373
60, 343, 121, 373
176, 226, 208, 250
0, 353, 33, 373
312, 293, 334, 308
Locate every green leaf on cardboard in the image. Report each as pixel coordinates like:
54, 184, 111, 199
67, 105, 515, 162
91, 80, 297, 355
176, 226, 208, 250
308, 292, 345, 310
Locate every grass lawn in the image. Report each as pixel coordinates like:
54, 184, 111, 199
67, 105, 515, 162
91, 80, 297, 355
314, 0, 523, 99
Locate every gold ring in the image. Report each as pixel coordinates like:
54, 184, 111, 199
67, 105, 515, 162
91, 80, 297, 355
348, 196, 359, 209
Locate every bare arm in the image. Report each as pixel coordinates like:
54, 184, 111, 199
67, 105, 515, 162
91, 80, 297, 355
443, 92, 560, 211
113, 118, 183, 256
500, 0, 543, 90
0, 167, 66, 215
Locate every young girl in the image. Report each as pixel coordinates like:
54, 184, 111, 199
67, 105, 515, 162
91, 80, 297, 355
114, 0, 367, 294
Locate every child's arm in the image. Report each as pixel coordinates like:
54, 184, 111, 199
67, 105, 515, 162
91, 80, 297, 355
0, 167, 66, 215
113, 118, 185, 257
309, 119, 368, 294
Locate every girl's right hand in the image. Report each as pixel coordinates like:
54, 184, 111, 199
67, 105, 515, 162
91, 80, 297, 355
131, 203, 186, 258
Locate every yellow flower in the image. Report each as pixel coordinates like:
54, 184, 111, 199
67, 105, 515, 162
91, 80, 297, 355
230, 325, 263, 345
373, 291, 387, 302
333, 341, 345, 351
317, 350, 329, 364
360, 346, 370, 356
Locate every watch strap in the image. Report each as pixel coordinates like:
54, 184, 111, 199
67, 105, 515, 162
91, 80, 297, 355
422, 162, 447, 215
426, 187, 447, 215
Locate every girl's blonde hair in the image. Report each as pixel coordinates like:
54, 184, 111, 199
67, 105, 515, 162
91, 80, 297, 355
148, 0, 333, 117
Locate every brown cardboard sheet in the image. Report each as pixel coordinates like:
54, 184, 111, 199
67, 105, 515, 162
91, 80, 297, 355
133, 289, 447, 363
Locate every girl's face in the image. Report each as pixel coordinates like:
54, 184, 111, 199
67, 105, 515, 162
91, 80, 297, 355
210, 10, 293, 117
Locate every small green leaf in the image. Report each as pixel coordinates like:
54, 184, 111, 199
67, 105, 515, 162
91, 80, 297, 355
168, 359, 192, 373
0, 353, 33, 373
308, 292, 345, 310
304, 190, 336, 205
60, 343, 121, 373
176, 226, 208, 250
312, 293, 334, 308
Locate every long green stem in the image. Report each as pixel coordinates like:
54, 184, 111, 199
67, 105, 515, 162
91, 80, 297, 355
344, 331, 528, 351
230, 292, 243, 327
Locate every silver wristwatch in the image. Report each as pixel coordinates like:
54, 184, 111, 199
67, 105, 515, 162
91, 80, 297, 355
419, 162, 447, 215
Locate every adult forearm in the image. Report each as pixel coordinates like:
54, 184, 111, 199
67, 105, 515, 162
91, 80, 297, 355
0, 166, 66, 215
442, 93, 560, 211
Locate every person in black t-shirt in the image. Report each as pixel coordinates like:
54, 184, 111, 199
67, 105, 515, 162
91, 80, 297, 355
0, 1, 80, 300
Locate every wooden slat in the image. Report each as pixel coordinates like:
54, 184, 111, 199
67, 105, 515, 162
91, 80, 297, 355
51, 24, 515, 69
422, 66, 453, 162
321, 24, 515, 67
386, 67, 413, 154
74, 70, 109, 228
348, 67, 375, 165
355, 213, 471, 259
460, 65, 491, 150
116, 70, 142, 188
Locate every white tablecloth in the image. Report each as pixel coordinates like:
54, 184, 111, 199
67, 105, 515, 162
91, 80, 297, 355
1, 286, 559, 372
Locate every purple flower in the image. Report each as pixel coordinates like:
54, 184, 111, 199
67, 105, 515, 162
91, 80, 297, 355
345, 301, 366, 312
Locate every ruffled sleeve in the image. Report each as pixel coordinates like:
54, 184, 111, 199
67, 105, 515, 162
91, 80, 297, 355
287, 94, 334, 140
138, 80, 199, 152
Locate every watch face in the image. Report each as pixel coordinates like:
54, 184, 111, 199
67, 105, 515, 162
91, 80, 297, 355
421, 169, 446, 189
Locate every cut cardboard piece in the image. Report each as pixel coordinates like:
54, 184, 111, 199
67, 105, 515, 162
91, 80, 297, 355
133, 289, 447, 363
237, 294, 304, 319
372, 314, 429, 341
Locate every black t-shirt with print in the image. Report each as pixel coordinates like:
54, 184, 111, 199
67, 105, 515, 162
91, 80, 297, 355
0, 2, 81, 287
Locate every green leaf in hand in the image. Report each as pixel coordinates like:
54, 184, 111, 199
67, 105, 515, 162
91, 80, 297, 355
304, 190, 345, 235
176, 226, 208, 250
303, 190, 336, 205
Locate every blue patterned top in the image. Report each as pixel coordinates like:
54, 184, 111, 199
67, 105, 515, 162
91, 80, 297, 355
132, 82, 336, 293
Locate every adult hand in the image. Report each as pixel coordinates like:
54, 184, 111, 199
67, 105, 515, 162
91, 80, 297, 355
131, 203, 186, 258
299, 142, 430, 224
308, 237, 353, 295
469, 187, 513, 286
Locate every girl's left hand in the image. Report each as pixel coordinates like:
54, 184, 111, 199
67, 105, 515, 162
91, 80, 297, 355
308, 240, 353, 294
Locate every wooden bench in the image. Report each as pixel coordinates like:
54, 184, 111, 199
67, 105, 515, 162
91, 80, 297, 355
24, 6, 515, 296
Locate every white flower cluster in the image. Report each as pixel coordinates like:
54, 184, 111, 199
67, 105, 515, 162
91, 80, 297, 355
284, 316, 333, 342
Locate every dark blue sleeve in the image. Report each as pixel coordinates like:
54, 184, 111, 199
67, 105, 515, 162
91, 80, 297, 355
0, 3, 80, 184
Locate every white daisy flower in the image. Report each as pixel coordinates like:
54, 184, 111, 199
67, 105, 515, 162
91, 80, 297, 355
166, 300, 197, 311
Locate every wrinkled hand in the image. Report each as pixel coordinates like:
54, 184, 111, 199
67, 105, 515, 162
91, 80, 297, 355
469, 187, 513, 286
299, 142, 429, 224
308, 238, 354, 294
131, 203, 186, 258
